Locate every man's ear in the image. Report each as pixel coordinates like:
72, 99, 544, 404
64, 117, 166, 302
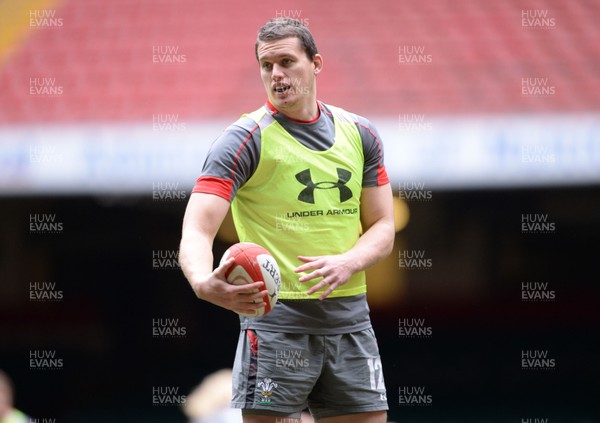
313, 54, 323, 75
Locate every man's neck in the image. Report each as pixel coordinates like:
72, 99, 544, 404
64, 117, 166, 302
269, 100, 320, 123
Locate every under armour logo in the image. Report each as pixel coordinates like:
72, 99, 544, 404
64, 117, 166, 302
295, 168, 353, 204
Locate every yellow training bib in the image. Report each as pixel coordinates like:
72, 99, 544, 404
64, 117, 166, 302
231, 105, 366, 299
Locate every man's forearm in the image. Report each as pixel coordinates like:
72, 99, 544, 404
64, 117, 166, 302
345, 218, 395, 274
179, 232, 215, 297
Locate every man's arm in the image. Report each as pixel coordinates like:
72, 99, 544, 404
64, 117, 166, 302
179, 192, 268, 314
295, 183, 395, 300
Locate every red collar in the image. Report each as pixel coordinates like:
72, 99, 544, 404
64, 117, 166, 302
265, 100, 321, 124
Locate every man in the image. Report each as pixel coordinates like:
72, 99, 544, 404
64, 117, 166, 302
180, 18, 394, 422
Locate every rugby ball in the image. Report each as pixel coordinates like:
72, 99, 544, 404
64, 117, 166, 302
220, 242, 281, 317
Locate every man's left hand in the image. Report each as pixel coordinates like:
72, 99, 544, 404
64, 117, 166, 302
295, 254, 356, 300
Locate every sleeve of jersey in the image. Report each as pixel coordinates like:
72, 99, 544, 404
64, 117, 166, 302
355, 117, 390, 187
192, 120, 260, 202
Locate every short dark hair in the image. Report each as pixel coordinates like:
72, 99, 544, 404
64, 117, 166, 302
255, 18, 318, 61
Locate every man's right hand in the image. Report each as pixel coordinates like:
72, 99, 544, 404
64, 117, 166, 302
193, 257, 269, 315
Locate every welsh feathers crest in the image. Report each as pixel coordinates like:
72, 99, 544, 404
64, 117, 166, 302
257, 377, 278, 405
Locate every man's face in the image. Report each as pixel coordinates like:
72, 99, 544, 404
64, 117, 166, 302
257, 37, 321, 114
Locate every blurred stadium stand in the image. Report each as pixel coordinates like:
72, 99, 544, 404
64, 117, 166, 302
1, 0, 599, 122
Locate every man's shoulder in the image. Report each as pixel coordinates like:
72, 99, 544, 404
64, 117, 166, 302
227, 114, 261, 134
319, 102, 372, 127
214, 113, 263, 146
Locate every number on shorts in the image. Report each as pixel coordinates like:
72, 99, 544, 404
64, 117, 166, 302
367, 357, 385, 390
